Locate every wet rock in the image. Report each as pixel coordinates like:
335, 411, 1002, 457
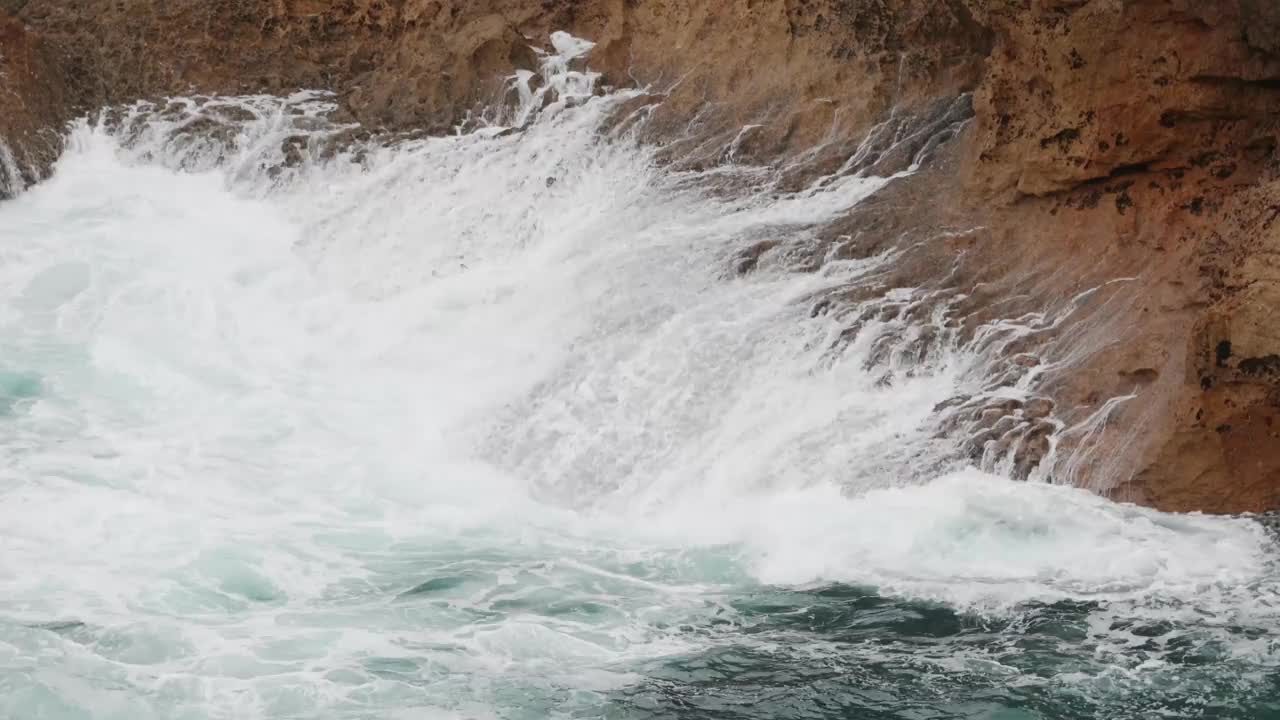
0, 11, 79, 196
14, 0, 992, 168
1024, 397, 1055, 420
1256, 512, 1280, 536
1012, 420, 1056, 480
1011, 353, 1041, 368
731, 239, 781, 276
4, 0, 1280, 513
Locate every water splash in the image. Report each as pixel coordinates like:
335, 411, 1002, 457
0, 32, 1277, 720
509, 31, 604, 128
0, 137, 26, 197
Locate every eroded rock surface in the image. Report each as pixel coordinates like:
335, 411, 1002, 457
955, 0, 1280, 513
0, 9, 81, 195
10, 1, 988, 151
3, 0, 1280, 512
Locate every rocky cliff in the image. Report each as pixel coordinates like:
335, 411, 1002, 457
0, 7, 82, 193
963, 0, 1280, 513
2, 0, 1278, 513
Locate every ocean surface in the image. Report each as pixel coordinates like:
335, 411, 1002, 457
1, 34, 1278, 720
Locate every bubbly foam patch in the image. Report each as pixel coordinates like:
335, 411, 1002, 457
727, 470, 1270, 606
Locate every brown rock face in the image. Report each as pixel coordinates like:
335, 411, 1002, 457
0, 10, 81, 195
964, 0, 1280, 198
14, 0, 989, 147
952, 0, 1280, 513
4, 0, 1280, 512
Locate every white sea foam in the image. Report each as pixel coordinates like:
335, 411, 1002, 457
0, 33, 1276, 719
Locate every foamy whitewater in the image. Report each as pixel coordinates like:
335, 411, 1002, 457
1, 35, 1278, 719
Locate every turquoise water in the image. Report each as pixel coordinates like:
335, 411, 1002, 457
0, 370, 40, 416
1, 36, 1278, 720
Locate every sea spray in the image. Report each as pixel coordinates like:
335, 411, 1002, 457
0, 33, 1277, 720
